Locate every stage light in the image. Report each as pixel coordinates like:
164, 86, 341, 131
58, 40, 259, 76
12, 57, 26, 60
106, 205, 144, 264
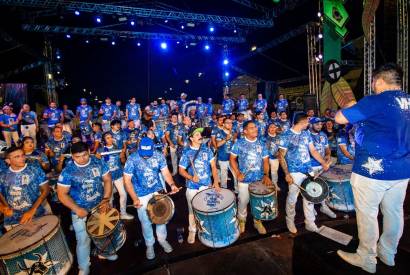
224, 72, 230, 77
315, 56, 320, 62
209, 27, 215, 32
318, 33, 323, 39
66, 34, 71, 39
317, 12, 322, 17
85, 40, 90, 44
137, 42, 141, 47
130, 20, 135, 26
96, 16, 102, 23
83, 88, 86, 92
47, 74, 53, 79
185, 45, 189, 49
318, 54, 323, 59
164, 20, 168, 23
74, 10, 80, 16
181, 25, 185, 29
234, 29, 237, 33
161, 42, 167, 49
204, 44, 210, 50
185, 79, 190, 84
111, 41, 116, 45
251, 45, 257, 51
223, 59, 229, 65
56, 55, 61, 59
176, 41, 180, 44
169, 87, 173, 90
57, 71, 61, 75
198, 72, 203, 77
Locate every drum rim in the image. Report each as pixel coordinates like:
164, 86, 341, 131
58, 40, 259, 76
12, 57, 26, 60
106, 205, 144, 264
0, 215, 60, 258
147, 194, 175, 224
86, 207, 120, 238
300, 177, 329, 203
192, 188, 236, 214
248, 182, 276, 197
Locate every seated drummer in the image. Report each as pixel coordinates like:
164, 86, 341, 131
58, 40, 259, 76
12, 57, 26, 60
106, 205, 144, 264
21, 136, 50, 171
229, 121, 272, 235
123, 137, 179, 260
0, 146, 50, 231
57, 142, 113, 275
179, 127, 220, 244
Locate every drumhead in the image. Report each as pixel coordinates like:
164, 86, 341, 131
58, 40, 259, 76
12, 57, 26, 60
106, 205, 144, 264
321, 164, 352, 181
192, 188, 235, 214
147, 195, 175, 224
86, 208, 120, 237
0, 215, 59, 256
249, 181, 275, 196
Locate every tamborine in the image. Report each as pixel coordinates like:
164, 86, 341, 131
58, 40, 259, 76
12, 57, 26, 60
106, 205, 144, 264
249, 182, 278, 221
147, 194, 175, 225
192, 188, 239, 248
300, 177, 329, 204
0, 215, 73, 275
321, 164, 354, 212
86, 207, 126, 256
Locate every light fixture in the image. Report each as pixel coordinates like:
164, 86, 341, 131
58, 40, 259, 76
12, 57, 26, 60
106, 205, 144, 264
161, 42, 167, 49
74, 10, 80, 16
223, 59, 229, 65
251, 45, 257, 51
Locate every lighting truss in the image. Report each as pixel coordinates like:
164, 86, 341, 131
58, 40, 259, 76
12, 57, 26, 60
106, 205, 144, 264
363, 16, 376, 96
21, 24, 246, 43
397, 0, 408, 91
0, 0, 273, 28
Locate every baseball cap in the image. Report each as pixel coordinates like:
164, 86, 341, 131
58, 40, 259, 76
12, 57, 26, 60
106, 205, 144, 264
309, 117, 324, 124
80, 98, 87, 102
188, 127, 204, 137
138, 137, 154, 158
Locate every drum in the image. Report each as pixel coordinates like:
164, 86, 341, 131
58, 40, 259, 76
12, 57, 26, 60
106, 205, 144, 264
321, 164, 354, 212
192, 188, 239, 248
300, 177, 329, 204
0, 215, 73, 275
249, 182, 278, 221
86, 207, 126, 256
147, 194, 175, 224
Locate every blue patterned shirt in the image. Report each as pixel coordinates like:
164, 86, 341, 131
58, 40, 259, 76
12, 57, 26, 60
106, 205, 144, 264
310, 131, 329, 167
123, 151, 167, 196
43, 108, 62, 127
166, 123, 180, 145
100, 103, 116, 120
254, 99, 267, 112
215, 130, 234, 161
237, 99, 249, 112
98, 145, 123, 180
279, 129, 313, 173
126, 103, 141, 120
109, 129, 127, 149
265, 134, 280, 160
222, 99, 235, 115
76, 105, 93, 122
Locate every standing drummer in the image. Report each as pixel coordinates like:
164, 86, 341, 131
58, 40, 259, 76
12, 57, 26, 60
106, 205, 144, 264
179, 127, 220, 244
230, 121, 272, 235
57, 142, 114, 275
308, 117, 337, 218
0, 147, 50, 231
335, 64, 410, 273
123, 137, 179, 260
277, 113, 329, 234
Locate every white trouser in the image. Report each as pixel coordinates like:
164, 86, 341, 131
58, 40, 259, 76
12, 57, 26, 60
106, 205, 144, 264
218, 160, 237, 190
286, 172, 316, 224
269, 159, 279, 184
186, 186, 209, 232
311, 166, 331, 209
351, 172, 409, 264
237, 182, 251, 221
2, 131, 19, 148
72, 214, 91, 271
20, 124, 37, 146
169, 146, 178, 175
113, 177, 128, 214
136, 192, 167, 246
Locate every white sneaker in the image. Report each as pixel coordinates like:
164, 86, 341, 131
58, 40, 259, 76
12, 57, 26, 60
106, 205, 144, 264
120, 212, 134, 220
78, 268, 90, 275
159, 240, 173, 253
337, 250, 376, 273
305, 222, 319, 232
377, 247, 395, 266
320, 205, 337, 218
187, 231, 196, 244
286, 217, 297, 234
98, 254, 118, 261
146, 245, 155, 260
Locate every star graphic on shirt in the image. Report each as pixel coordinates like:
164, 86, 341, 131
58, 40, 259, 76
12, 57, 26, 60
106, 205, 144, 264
362, 157, 384, 175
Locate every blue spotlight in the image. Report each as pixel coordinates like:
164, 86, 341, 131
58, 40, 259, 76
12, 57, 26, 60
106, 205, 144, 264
66, 34, 71, 39
204, 44, 210, 51
74, 10, 80, 16
164, 19, 168, 23
176, 41, 180, 44
161, 42, 167, 49
56, 55, 61, 60
209, 27, 215, 32
96, 16, 102, 23
234, 29, 237, 33
130, 20, 135, 26
85, 40, 90, 44
137, 42, 141, 47
185, 45, 189, 49
181, 25, 185, 29
111, 41, 116, 46
224, 71, 230, 77
223, 59, 229, 65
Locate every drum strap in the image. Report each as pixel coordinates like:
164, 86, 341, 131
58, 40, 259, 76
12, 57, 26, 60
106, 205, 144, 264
186, 145, 202, 170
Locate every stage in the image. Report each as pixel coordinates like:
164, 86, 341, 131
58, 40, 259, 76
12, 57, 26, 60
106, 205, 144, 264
57, 175, 410, 275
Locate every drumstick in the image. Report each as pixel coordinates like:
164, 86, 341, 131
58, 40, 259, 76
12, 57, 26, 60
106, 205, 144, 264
189, 157, 198, 177
62, 150, 123, 158
291, 183, 308, 193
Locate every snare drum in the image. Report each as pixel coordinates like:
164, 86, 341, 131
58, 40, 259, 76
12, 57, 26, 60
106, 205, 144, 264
0, 215, 73, 275
192, 188, 239, 248
147, 194, 175, 224
86, 207, 126, 256
249, 182, 278, 221
321, 164, 354, 212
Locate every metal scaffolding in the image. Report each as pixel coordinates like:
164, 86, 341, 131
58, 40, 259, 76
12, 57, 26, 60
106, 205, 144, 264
231, 0, 273, 17
0, 0, 273, 28
306, 23, 322, 105
363, 16, 376, 96
43, 39, 57, 104
21, 24, 246, 43
397, 0, 408, 91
